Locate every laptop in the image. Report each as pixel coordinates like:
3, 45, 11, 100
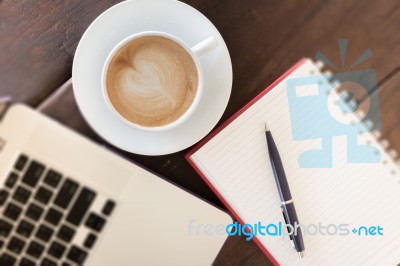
0, 103, 232, 266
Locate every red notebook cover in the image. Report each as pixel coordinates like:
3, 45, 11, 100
185, 58, 307, 265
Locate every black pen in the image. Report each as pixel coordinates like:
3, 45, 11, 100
265, 123, 305, 259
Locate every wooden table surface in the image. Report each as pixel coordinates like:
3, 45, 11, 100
1, 0, 400, 265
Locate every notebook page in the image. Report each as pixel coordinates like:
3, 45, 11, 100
190, 59, 400, 265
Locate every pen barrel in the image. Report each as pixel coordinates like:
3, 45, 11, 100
282, 202, 305, 252
266, 129, 305, 253
266, 131, 292, 201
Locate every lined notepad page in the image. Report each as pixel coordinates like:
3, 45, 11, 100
190, 59, 400, 265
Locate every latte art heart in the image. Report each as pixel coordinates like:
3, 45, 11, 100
106, 36, 198, 127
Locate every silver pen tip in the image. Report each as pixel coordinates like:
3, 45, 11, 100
265, 123, 270, 131
298, 251, 305, 259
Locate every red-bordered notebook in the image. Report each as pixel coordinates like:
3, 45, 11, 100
185, 58, 400, 265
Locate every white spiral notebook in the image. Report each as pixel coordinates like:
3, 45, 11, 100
186, 58, 400, 265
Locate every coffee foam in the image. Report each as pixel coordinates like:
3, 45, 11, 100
106, 36, 198, 127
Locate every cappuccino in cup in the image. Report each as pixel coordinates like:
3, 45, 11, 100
102, 32, 217, 131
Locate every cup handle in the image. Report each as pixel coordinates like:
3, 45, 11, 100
191, 37, 218, 57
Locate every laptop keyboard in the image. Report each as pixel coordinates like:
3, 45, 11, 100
0, 154, 116, 265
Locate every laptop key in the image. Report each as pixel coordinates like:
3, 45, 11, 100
34, 186, 53, 204
22, 161, 45, 187
4, 202, 22, 220
57, 225, 75, 243
13, 186, 31, 204
0, 219, 13, 237
0, 189, 9, 206
26, 203, 44, 221
85, 213, 106, 232
26, 240, 45, 258
14, 154, 28, 171
54, 178, 79, 209
67, 245, 88, 264
16, 220, 35, 238
20, 257, 36, 266
7, 236, 25, 254
36, 224, 54, 242
84, 233, 97, 249
43, 170, 62, 188
66, 187, 96, 226
102, 200, 116, 216
5, 172, 18, 188
0, 253, 16, 265
48, 241, 66, 259
41, 257, 57, 266
61, 262, 72, 266
44, 207, 63, 226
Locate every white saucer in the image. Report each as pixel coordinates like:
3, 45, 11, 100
72, 0, 232, 155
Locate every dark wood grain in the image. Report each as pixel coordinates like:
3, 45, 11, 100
2, 0, 400, 265
0, 0, 122, 105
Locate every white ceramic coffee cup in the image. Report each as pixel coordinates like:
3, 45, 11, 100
101, 31, 218, 131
